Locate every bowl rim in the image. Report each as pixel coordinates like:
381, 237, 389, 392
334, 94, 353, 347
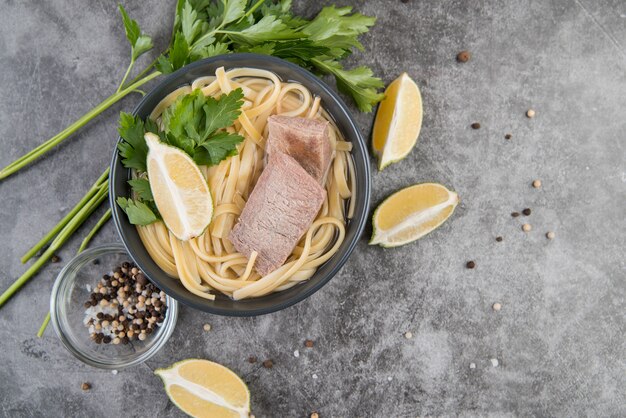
49, 243, 179, 369
110, 53, 371, 316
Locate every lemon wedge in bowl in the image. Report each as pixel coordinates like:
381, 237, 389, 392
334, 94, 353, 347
145, 133, 213, 241
370, 183, 458, 247
372, 73, 423, 170
155, 359, 251, 418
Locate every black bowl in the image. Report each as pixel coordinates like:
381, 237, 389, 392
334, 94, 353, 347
110, 54, 371, 316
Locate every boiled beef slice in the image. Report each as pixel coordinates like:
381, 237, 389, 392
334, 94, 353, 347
229, 152, 326, 276
266, 115, 333, 184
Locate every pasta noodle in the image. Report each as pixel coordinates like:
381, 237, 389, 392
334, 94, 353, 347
136, 67, 355, 300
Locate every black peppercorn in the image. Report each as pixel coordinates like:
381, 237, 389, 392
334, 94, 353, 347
135, 274, 148, 286
456, 50, 470, 63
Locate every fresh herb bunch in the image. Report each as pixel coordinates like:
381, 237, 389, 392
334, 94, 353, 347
116, 88, 245, 225
157, 0, 384, 111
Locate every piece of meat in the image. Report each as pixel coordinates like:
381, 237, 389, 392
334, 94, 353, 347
229, 152, 326, 276
266, 115, 333, 184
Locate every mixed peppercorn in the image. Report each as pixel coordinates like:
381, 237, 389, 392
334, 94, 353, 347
83, 261, 167, 345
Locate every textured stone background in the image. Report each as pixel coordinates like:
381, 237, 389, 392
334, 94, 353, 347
0, 0, 625, 416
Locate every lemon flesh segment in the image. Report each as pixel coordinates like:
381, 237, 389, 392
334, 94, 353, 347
372, 72, 423, 170
145, 133, 213, 241
155, 359, 251, 418
370, 183, 458, 247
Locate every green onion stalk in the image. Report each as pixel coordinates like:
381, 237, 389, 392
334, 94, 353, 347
0, 71, 159, 180
0, 177, 110, 308
36, 206, 112, 338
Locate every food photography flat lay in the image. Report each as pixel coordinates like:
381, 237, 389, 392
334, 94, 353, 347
0, 1, 624, 417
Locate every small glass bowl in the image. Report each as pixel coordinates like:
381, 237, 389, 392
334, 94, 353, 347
50, 243, 178, 369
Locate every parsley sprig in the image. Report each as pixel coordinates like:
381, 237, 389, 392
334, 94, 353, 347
156, 0, 383, 111
117, 88, 244, 225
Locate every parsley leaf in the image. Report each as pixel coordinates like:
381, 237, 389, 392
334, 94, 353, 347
117, 112, 149, 171
181, 1, 204, 45
220, 0, 247, 27
202, 88, 244, 134
116, 197, 158, 225
312, 59, 384, 112
269, 40, 330, 66
194, 132, 244, 166
117, 113, 164, 171
202, 42, 230, 58
303, 6, 376, 59
128, 178, 153, 201
118, 4, 153, 61
224, 15, 304, 45
161, 88, 244, 149
260, 0, 307, 28
162, 89, 207, 144
237, 42, 276, 55
146, 87, 245, 167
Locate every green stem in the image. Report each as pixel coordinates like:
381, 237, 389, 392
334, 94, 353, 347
117, 58, 135, 93
125, 56, 160, 88
77, 208, 112, 253
37, 312, 51, 338
242, 0, 265, 20
0, 183, 109, 308
0, 72, 160, 180
191, 30, 218, 49
21, 168, 110, 263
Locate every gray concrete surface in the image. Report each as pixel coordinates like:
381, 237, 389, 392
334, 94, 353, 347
1, 0, 625, 416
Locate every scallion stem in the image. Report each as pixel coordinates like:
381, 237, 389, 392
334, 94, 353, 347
21, 168, 110, 263
37, 312, 51, 338
38, 204, 112, 336
77, 208, 112, 254
0, 72, 160, 181
0, 182, 109, 308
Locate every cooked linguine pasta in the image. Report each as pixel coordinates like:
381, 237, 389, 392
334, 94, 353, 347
136, 67, 355, 300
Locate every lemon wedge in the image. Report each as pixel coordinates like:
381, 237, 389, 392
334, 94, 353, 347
372, 73, 423, 170
155, 359, 251, 418
145, 133, 213, 241
370, 183, 458, 247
